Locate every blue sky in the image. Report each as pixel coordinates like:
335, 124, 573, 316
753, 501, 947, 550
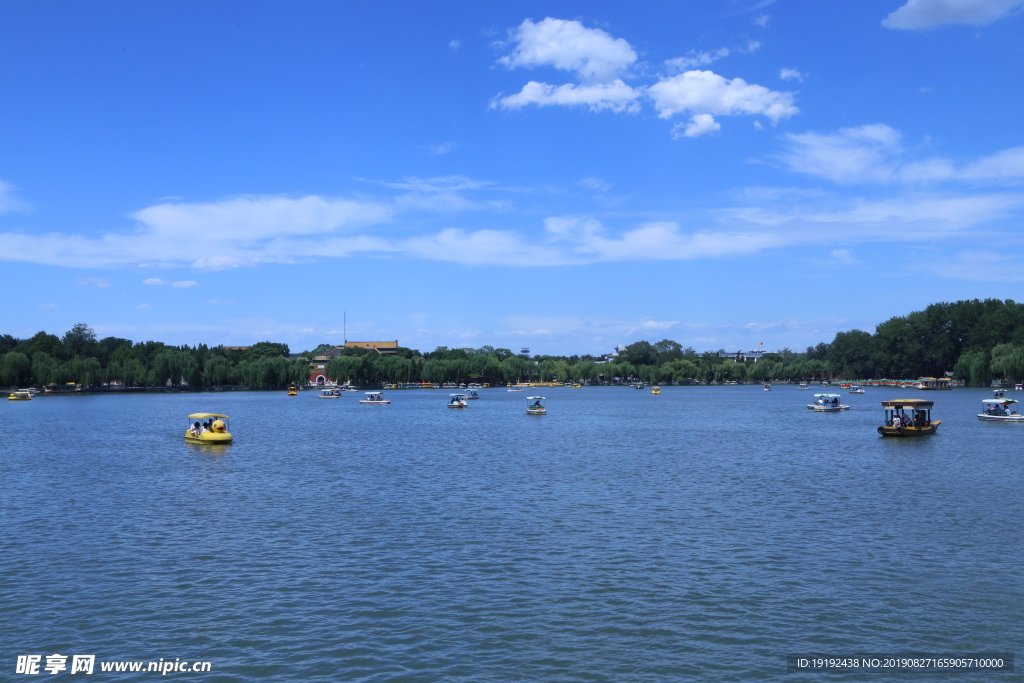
1, 0, 1023, 354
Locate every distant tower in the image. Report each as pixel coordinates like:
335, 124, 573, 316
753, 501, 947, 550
520, 347, 530, 355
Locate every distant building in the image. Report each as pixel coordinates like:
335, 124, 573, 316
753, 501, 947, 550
719, 350, 766, 363
595, 343, 626, 364
309, 356, 331, 385
308, 341, 400, 385
344, 341, 398, 355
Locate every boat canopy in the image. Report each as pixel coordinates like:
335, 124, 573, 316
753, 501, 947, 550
365, 391, 381, 395
814, 393, 840, 398
528, 396, 546, 400
188, 412, 229, 419
982, 398, 1017, 404
450, 394, 467, 398
880, 399, 933, 408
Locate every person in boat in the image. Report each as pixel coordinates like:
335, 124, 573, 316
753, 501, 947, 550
533, 400, 542, 408
191, 421, 201, 437
892, 414, 901, 428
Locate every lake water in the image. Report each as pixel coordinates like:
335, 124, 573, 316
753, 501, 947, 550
2, 386, 1021, 681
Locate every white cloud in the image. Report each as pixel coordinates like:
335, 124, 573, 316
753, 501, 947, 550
883, 0, 1024, 29
779, 123, 1024, 185
133, 195, 392, 242
753, 14, 771, 26
578, 177, 612, 192
648, 70, 798, 128
830, 248, 857, 264
427, 142, 454, 155
672, 113, 722, 138
0, 180, 28, 213
136, 303, 151, 309
36, 303, 59, 309
206, 299, 235, 305
77, 277, 111, 288
492, 79, 642, 113
493, 18, 787, 137
779, 68, 806, 82
383, 175, 491, 192
143, 278, 197, 287
498, 18, 637, 82
927, 250, 1024, 281
665, 48, 730, 72
962, 146, 1024, 180
449, 39, 461, 50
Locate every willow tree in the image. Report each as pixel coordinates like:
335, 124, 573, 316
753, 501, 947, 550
1, 352, 31, 386
31, 352, 58, 385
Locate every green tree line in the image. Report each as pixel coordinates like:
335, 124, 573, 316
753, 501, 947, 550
0, 324, 309, 388
8, 301, 1021, 390
804, 299, 1024, 386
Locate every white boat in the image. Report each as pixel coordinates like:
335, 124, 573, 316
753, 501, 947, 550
763, 383, 771, 391
359, 391, 390, 405
979, 396, 1024, 421
527, 396, 547, 415
807, 393, 849, 412
465, 389, 480, 400
798, 383, 810, 390
507, 386, 524, 392
1016, 384, 1023, 392
849, 385, 866, 394
447, 393, 468, 408
318, 389, 341, 399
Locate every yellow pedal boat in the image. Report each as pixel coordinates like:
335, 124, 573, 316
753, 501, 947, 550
8, 390, 32, 401
651, 386, 661, 395
878, 399, 940, 436
287, 385, 298, 396
185, 412, 233, 444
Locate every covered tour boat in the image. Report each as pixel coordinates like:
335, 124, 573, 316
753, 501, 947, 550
447, 394, 468, 408
808, 393, 848, 412
877, 399, 940, 436
527, 396, 547, 415
8, 390, 32, 401
763, 383, 771, 391
287, 385, 298, 396
652, 386, 661, 394
979, 396, 1024, 421
849, 385, 865, 394
798, 383, 809, 390
318, 389, 341, 399
185, 413, 233, 444
916, 377, 952, 390
359, 391, 390, 405
465, 389, 480, 400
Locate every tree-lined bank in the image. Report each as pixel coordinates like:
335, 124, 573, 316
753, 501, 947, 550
4, 300, 1024, 389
